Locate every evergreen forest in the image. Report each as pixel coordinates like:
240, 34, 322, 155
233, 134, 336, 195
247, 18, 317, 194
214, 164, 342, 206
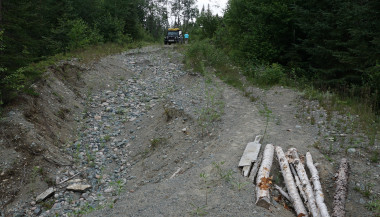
0, 0, 379, 112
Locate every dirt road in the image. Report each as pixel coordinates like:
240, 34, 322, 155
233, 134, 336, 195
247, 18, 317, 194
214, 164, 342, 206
2, 45, 378, 216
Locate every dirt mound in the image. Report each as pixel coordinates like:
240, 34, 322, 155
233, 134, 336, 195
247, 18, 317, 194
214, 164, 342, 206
0, 60, 86, 210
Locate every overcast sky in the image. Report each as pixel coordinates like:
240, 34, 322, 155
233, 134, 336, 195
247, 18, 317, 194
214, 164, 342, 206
196, 0, 228, 15
168, 0, 228, 26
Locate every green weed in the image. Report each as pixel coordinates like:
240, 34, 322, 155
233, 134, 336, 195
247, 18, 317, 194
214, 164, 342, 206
232, 180, 249, 191
115, 109, 125, 115
312, 141, 322, 150
354, 183, 374, 198
57, 107, 70, 119
197, 86, 225, 136
32, 166, 43, 179
324, 155, 333, 162
310, 115, 316, 125
103, 135, 111, 142
150, 137, 167, 149
365, 199, 380, 216
85, 144, 95, 166
199, 172, 211, 205
370, 151, 380, 163
109, 180, 124, 195
189, 203, 208, 216
41, 199, 55, 210
200, 172, 208, 183
212, 161, 233, 182
259, 103, 272, 140
70, 202, 95, 216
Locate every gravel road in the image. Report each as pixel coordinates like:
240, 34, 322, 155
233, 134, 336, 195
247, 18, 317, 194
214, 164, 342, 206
10, 45, 378, 217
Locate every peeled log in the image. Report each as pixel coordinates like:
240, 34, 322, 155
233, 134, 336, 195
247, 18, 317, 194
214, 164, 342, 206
275, 146, 308, 217
306, 152, 330, 217
289, 148, 320, 217
332, 158, 349, 217
255, 144, 274, 209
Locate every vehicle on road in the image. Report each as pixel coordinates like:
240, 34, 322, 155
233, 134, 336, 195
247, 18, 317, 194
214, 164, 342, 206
164, 28, 183, 45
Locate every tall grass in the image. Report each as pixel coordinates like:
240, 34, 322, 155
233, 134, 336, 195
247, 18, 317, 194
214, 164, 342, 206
303, 86, 379, 144
243, 63, 286, 87
184, 40, 244, 90
184, 39, 379, 150
184, 40, 290, 90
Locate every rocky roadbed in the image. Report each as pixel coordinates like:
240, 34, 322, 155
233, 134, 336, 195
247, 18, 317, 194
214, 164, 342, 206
2, 45, 379, 216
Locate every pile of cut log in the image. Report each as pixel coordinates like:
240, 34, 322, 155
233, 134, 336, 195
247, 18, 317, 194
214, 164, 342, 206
238, 136, 350, 217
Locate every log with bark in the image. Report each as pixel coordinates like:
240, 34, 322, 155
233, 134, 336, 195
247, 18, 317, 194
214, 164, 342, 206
255, 144, 274, 209
332, 158, 349, 217
275, 146, 308, 216
286, 153, 312, 216
289, 148, 320, 217
290, 163, 308, 204
274, 184, 291, 202
306, 152, 330, 217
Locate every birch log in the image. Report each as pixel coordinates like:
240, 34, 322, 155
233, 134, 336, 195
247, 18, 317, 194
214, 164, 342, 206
290, 163, 308, 203
289, 148, 320, 217
275, 146, 308, 216
255, 144, 274, 209
286, 150, 308, 204
274, 184, 291, 201
250, 150, 263, 183
306, 152, 330, 217
332, 158, 349, 217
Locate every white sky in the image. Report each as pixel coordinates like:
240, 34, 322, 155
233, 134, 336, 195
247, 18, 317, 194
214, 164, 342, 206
168, 0, 228, 26
196, 0, 228, 16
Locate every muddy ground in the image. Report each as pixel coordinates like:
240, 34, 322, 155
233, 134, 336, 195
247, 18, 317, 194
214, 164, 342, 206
0, 45, 379, 217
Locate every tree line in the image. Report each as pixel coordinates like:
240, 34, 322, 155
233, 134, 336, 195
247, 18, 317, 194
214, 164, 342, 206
192, 0, 379, 111
1, 0, 379, 111
0, 0, 191, 105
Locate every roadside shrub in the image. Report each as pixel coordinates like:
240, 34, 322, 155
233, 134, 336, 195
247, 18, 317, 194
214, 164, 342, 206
185, 40, 244, 89
0, 30, 6, 106
185, 40, 229, 73
0, 30, 43, 106
96, 14, 125, 44
67, 19, 103, 50
0, 68, 26, 104
367, 64, 380, 110
185, 40, 208, 73
136, 25, 155, 43
120, 34, 133, 44
251, 63, 286, 86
